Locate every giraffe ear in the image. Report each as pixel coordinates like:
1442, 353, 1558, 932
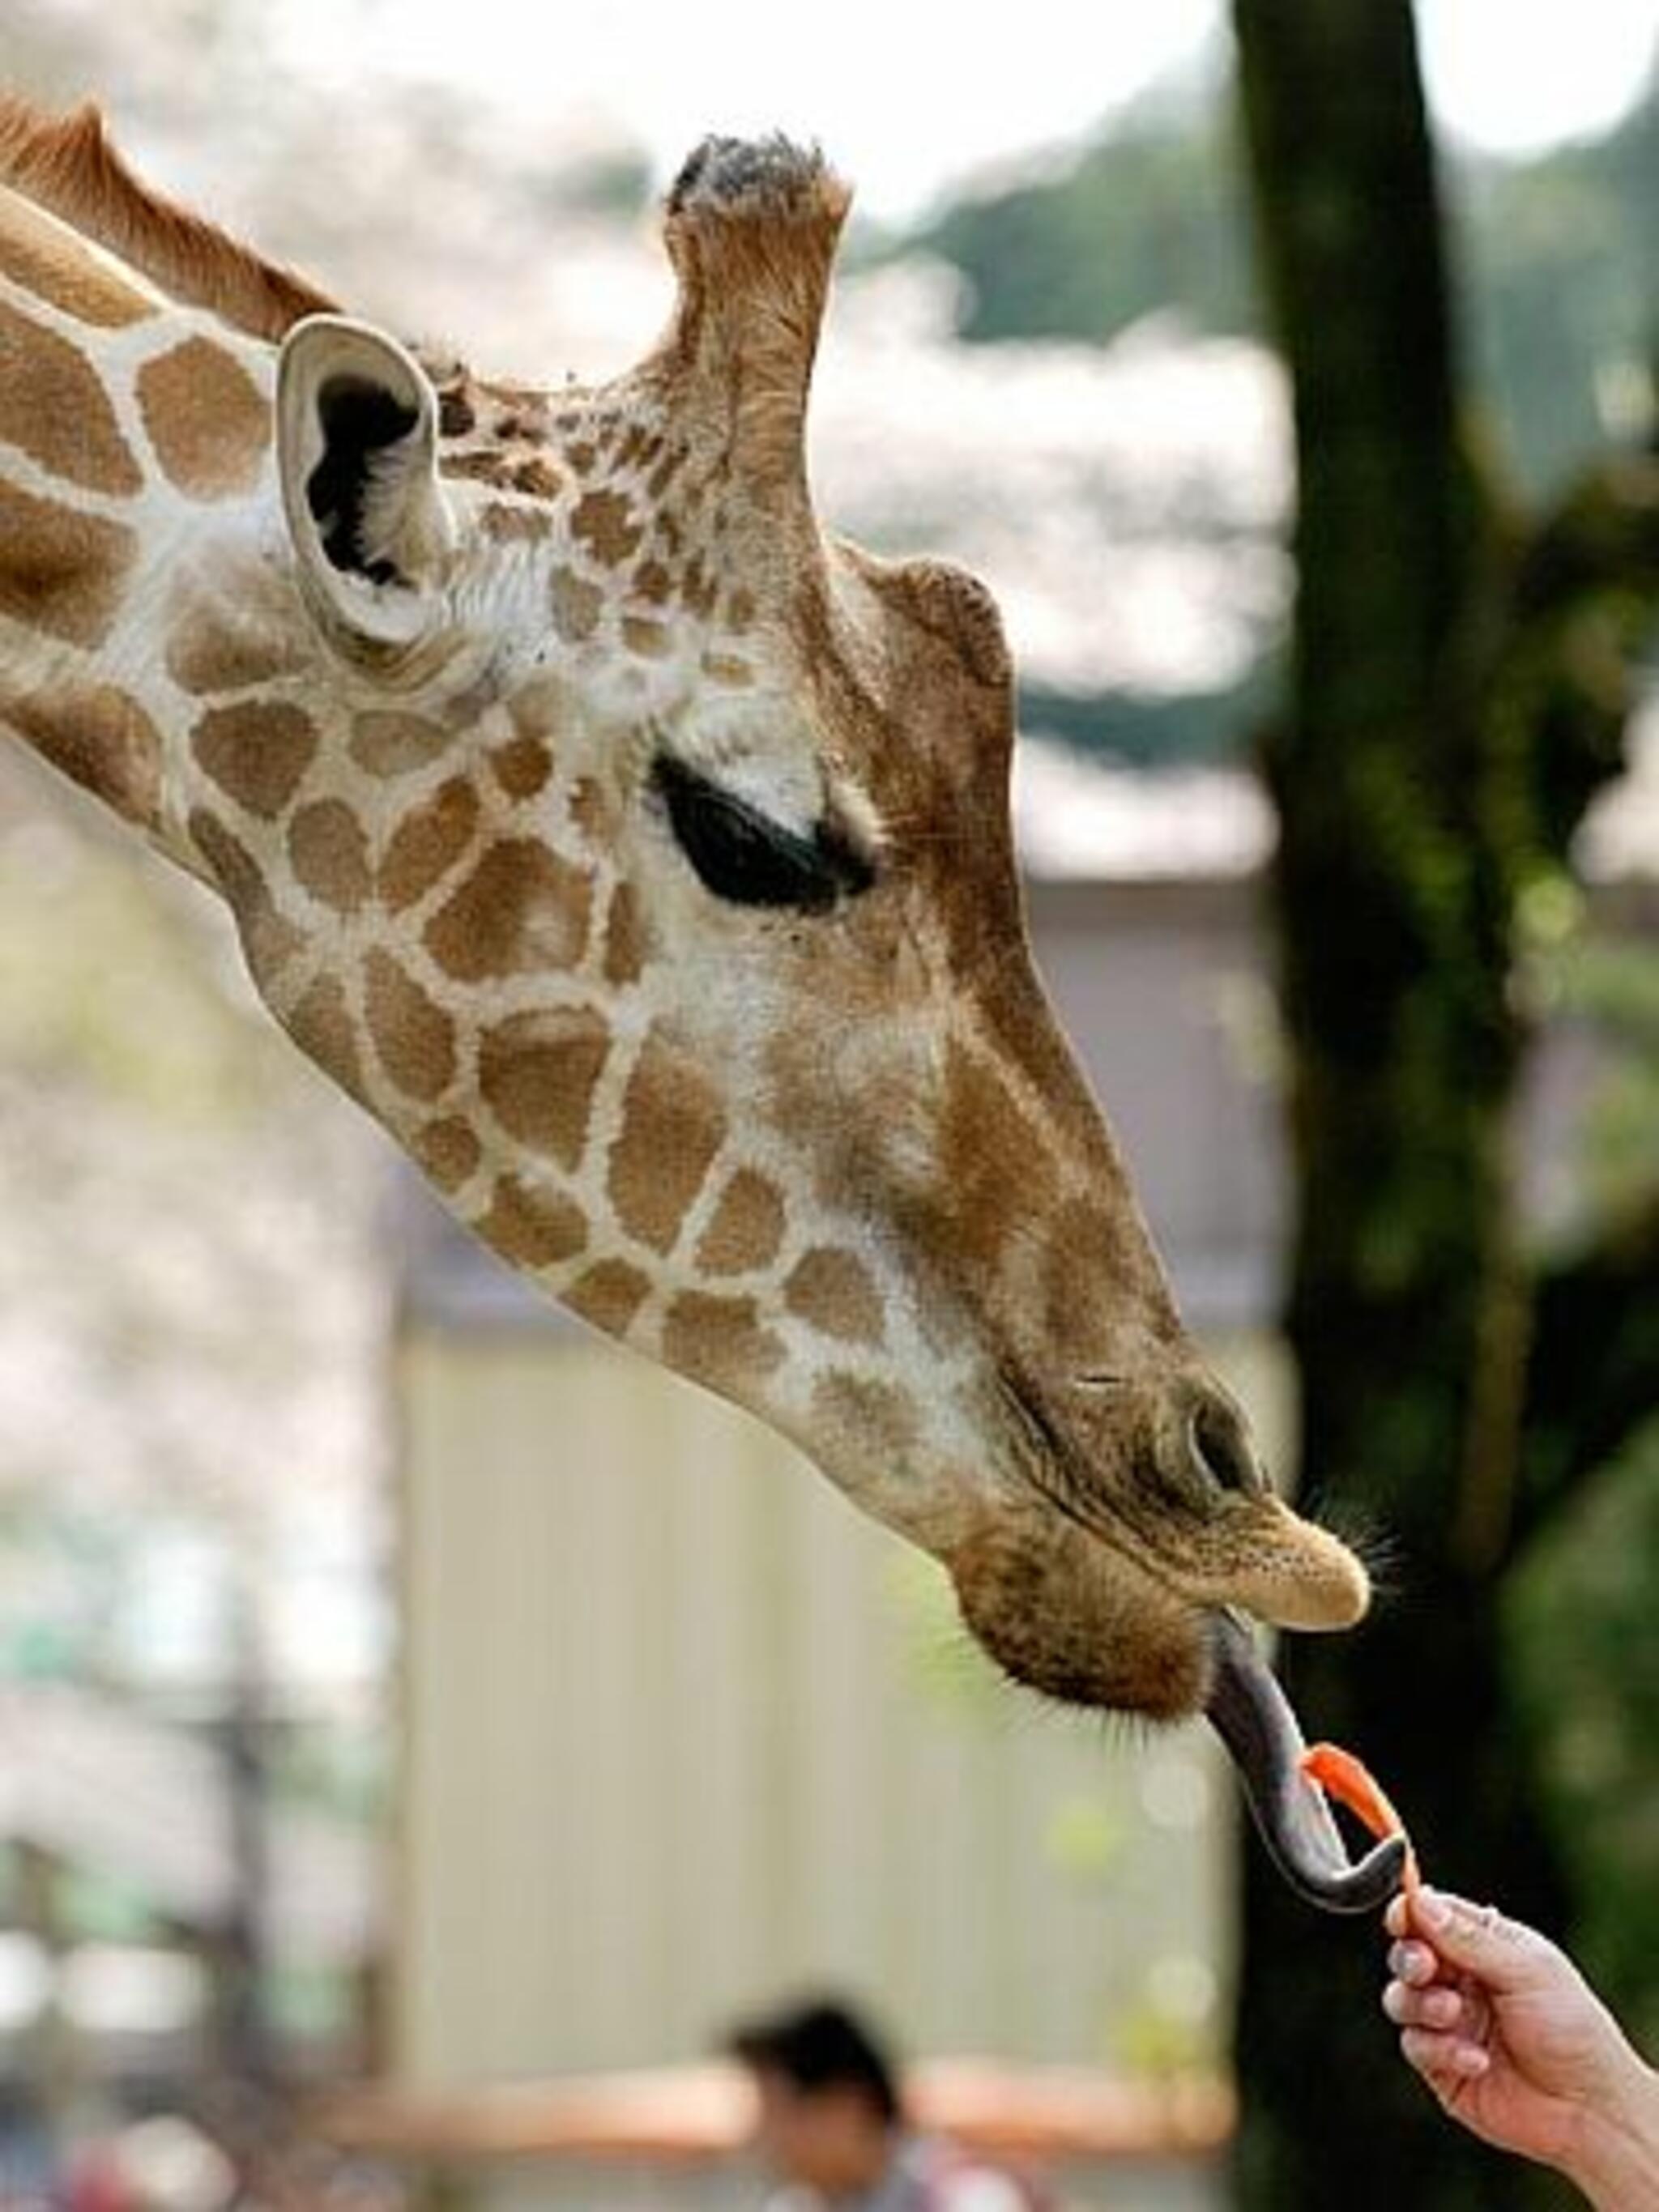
276, 315, 455, 663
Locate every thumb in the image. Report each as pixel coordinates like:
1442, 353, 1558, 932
1411, 1889, 1552, 1989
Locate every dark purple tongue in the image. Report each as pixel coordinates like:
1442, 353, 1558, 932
1205, 1613, 1405, 1914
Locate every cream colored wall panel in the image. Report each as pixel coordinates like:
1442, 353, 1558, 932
394, 1329, 1277, 2084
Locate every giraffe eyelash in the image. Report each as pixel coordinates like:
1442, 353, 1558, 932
650, 752, 876, 912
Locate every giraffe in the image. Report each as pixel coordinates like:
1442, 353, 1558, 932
0, 97, 1399, 1910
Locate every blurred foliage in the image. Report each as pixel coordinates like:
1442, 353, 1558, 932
1016, 665, 1275, 769
1509, 906, 1659, 2056
0, 819, 276, 1127
913, 100, 1255, 349
893, 75, 1657, 771
0, 1496, 126, 1677
1460, 91, 1659, 494
1560, 931, 1659, 1214
53, 1868, 158, 1946
909, 72, 1656, 509
1508, 1415, 1659, 2057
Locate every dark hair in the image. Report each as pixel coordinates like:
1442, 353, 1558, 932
727, 1999, 902, 2125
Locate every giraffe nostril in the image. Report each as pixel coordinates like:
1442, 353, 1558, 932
1188, 1391, 1266, 1499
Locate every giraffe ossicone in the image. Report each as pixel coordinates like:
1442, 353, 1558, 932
0, 100, 1400, 1911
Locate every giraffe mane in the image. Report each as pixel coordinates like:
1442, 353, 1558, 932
0, 92, 339, 343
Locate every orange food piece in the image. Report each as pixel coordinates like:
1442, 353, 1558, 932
1301, 1741, 1422, 1899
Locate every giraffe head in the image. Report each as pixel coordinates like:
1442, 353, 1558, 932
2, 113, 1397, 1908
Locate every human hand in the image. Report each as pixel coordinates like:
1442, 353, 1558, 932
1383, 1887, 1659, 2205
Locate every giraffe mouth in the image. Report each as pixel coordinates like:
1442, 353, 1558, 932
1204, 1611, 1405, 1915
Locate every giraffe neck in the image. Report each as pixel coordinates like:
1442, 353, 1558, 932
0, 187, 730, 883
0, 182, 291, 869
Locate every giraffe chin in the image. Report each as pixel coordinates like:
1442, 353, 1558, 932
948, 1505, 1217, 1723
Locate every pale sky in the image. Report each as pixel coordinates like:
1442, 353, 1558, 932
272, 0, 1659, 216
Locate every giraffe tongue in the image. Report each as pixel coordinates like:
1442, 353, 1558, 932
1204, 1612, 1406, 1915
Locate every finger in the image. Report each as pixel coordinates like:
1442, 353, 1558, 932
1452, 1967, 1494, 2044
1385, 1894, 1410, 1941
1388, 1941, 1439, 1988
1400, 2027, 1491, 2083
1384, 1981, 1465, 2031
1409, 1890, 1550, 1990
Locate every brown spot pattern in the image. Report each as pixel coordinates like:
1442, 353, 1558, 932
602, 879, 646, 987
350, 710, 450, 778
784, 1247, 885, 1345
1037, 1203, 1180, 1368
548, 568, 603, 643
623, 616, 670, 659
284, 975, 367, 1104
0, 190, 156, 327
608, 1025, 727, 1255
193, 700, 317, 818
725, 587, 757, 633
0, 478, 134, 647
476, 1174, 586, 1270
289, 799, 371, 913
633, 559, 673, 606
702, 653, 753, 688
512, 455, 561, 498
662, 1292, 785, 1396
424, 839, 592, 982
681, 556, 717, 620
437, 386, 476, 437
646, 445, 684, 500
441, 450, 517, 488
137, 336, 270, 500
0, 300, 142, 495
481, 501, 552, 544
488, 737, 551, 800
696, 1169, 786, 1276
571, 488, 642, 567
365, 948, 456, 1102
412, 1117, 482, 1192
478, 1005, 609, 1170
812, 1371, 920, 1462
188, 808, 304, 987
0, 680, 162, 829
565, 1259, 653, 1337
934, 1039, 1060, 1272
378, 777, 479, 911
165, 586, 306, 695
568, 778, 613, 842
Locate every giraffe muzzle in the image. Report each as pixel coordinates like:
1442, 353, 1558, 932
1205, 1610, 1405, 1914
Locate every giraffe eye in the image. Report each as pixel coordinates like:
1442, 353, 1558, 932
652, 755, 875, 911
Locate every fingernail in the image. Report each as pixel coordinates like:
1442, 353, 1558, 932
1416, 1886, 1451, 1930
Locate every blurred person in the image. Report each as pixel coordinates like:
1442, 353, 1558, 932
1383, 1886, 1659, 2207
727, 1999, 1045, 2212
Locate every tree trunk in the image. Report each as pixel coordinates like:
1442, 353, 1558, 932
1229, 2, 1576, 2202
